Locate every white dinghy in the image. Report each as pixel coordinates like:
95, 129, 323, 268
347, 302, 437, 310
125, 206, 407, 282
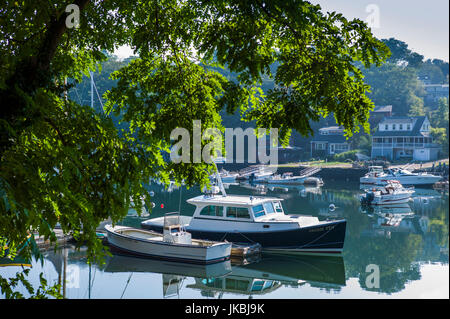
105, 213, 231, 264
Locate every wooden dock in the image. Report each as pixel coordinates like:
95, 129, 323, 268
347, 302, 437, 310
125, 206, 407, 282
33, 229, 73, 250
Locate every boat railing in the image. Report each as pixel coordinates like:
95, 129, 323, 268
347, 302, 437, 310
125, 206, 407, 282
163, 212, 183, 231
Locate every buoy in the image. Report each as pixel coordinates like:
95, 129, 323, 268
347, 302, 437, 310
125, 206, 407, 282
149, 191, 155, 197
329, 204, 336, 211
151, 202, 156, 208
160, 203, 164, 209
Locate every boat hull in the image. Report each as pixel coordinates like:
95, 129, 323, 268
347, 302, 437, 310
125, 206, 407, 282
105, 225, 231, 265
360, 175, 441, 186
266, 177, 306, 185
141, 219, 346, 255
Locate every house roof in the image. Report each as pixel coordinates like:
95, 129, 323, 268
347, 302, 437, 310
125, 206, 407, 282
311, 134, 348, 143
373, 116, 428, 137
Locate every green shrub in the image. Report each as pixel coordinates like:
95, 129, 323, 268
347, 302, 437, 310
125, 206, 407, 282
333, 150, 359, 162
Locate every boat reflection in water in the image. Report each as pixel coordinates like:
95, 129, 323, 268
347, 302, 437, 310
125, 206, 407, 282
104, 254, 232, 280
188, 254, 345, 297
104, 251, 345, 298
359, 203, 431, 238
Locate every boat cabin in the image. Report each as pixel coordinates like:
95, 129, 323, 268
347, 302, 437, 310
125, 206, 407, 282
187, 195, 285, 222
365, 166, 386, 177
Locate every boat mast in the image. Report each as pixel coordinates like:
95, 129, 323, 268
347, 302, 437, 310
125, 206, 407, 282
90, 71, 94, 109
213, 160, 227, 197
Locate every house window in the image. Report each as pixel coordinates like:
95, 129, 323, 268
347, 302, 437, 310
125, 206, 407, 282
335, 144, 348, 151
315, 143, 326, 150
392, 124, 396, 130
407, 124, 411, 130
385, 124, 388, 130
399, 124, 403, 130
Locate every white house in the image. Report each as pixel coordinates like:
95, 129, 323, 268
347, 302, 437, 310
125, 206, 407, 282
371, 116, 440, 161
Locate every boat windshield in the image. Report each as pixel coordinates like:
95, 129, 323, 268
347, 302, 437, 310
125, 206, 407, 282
398, 169, 415, 175
252, 204, 265, 218
263, 202, 275, 214
253, 201, 283, 218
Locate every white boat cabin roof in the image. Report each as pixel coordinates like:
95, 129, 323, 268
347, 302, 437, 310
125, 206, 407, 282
187, 194, 283, 207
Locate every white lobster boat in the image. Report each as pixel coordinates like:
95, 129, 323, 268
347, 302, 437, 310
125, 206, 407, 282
105, 213, 231, 264
360, 180, 415, 205
142, 178, 346, 255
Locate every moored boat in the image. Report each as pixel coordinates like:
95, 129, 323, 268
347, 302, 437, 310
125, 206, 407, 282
360, 166, 442, 186
360, 180, 414, 205
105, 214, 232, 264
141, 190, 346, 256
216, 169, 239, 183
266, 172, 308, 185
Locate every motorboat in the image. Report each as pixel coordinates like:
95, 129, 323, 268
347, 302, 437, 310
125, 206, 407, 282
249, 167, 274, 182
142, 174, 346, 255
384, 167, 442, 186
266, 172, 307, 185
360, 180, 414, 205
216, 169, 239, 183
360, 166, 442, 186
105, 214, 232, 264
359, 166, 388, 185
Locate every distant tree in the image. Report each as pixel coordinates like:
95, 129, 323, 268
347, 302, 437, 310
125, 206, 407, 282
429, 98, 449, 157
362, 63, 424, 115
418, 60, 446, 84
381, 38, 424, 68
408, 96, 426, 117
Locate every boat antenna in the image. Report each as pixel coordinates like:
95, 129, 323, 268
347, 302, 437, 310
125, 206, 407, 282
212, 159, 227, 197
178, 184, 182, 214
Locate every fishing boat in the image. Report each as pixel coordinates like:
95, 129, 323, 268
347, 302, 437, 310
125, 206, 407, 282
105, 214, 232, 264
360, 180, 414, 205
360, 166, 442, 186
142, 171, 346, 255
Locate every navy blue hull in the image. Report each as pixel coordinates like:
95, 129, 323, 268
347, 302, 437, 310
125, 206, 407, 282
141, 220, 346, 254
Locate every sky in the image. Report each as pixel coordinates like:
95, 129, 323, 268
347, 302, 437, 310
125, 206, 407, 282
309, 0, 449, 61
115, 0, 449, 62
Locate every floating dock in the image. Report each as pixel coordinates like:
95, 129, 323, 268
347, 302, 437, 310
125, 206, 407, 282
230, 242, 262, 258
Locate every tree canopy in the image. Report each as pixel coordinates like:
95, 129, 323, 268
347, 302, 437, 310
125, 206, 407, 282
0, 0, 390, 297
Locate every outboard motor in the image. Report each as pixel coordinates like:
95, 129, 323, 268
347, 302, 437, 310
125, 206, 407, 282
361, 192, 375, 205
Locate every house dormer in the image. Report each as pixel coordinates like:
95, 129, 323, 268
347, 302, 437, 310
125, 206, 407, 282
318, 126, 344, 135
378, 118, 415, 132
420, 117, 431, 132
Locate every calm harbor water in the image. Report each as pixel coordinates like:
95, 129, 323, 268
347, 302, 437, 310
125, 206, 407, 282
1, 181, 448, 299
